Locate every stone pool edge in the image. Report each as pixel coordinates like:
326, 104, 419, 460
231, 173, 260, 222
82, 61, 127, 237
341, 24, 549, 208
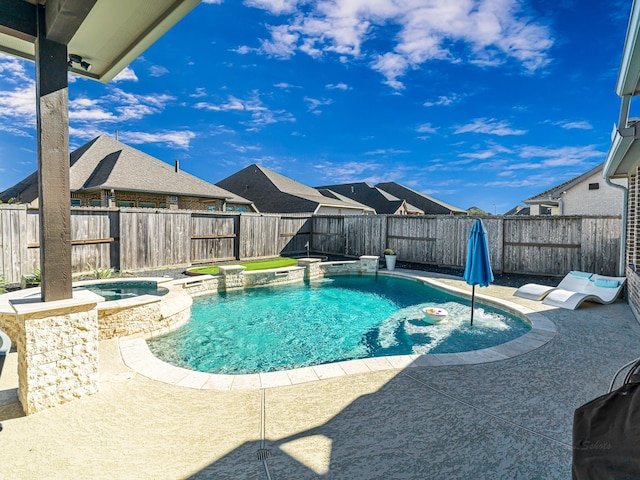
118, 270, 556, 391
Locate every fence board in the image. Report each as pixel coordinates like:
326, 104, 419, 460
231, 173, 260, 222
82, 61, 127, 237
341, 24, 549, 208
278, 216, 312, 254
312, 216, 345, 254
0, 205, 28, 285
119, 210, 191, 271
190, 213, 237, 263
239, 214, 280, 260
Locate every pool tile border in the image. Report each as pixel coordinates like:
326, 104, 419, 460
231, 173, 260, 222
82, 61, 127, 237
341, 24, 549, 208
118, 270, 557, 390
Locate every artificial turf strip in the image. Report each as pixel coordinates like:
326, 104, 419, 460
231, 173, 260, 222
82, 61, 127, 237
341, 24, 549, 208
189, 257, 299, 275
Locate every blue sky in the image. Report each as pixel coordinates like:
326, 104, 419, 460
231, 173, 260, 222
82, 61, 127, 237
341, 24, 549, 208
0, 0, 632, 213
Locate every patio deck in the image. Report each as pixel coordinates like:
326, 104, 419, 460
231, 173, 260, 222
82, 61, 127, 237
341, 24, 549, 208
0, 269, 638, 479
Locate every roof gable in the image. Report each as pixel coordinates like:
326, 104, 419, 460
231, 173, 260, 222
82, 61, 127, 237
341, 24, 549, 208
1, 135, 254, 206
524, 163, 603, 204
217, 164, 374, 213
376, 182, 466, 214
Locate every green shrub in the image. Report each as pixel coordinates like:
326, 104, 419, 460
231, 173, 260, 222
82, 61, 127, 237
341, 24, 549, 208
87, 263, 112, 279
0, 275, 6, 295
23, 268, 41, 288
384, 248, 396, 256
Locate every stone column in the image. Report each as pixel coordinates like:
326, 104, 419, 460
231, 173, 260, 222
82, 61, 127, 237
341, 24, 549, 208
297, 257, 323, 280
359, 255, 380, 274
218, 265, 246, 290
11, 291, 100, 415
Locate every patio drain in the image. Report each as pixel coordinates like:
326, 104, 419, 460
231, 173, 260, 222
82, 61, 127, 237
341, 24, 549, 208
257, 448, 271, 461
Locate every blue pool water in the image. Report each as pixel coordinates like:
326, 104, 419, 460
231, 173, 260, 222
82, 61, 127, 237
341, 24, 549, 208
73, 281, 168, 301
147, 275, 530, 374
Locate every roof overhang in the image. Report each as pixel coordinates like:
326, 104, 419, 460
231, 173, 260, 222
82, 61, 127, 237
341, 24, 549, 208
0, 0, 200, 83
617, 0, 640, 96
603, 124, 640, 178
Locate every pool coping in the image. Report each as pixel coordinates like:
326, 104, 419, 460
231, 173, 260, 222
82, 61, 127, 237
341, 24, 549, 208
118, 270, 557, 391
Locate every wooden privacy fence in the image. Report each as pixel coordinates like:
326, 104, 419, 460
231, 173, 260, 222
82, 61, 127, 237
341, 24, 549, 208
0, 205, 622, 285
312, 214, 622, 277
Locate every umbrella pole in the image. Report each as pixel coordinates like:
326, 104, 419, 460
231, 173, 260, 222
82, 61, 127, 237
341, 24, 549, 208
470, 285, 475, 326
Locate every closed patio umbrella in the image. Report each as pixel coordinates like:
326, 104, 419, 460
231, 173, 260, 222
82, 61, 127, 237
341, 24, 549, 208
463, 219, 494, 326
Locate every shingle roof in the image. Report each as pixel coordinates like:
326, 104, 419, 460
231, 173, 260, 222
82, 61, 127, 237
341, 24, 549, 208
523, 163, 603, 204
0, 135, 254, 206
375, 182, 467, 215
315, 182, 420, 214
216, 164, 375, 214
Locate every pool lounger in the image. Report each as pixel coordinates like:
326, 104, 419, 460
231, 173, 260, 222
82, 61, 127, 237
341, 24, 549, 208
541, 274, 626, 310
513, 270, 594, 301
0, 328, 11, 356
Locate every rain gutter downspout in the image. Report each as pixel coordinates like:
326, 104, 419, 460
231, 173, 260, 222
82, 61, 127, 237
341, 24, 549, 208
605, 93, 633, 276
605, 175, 628, 276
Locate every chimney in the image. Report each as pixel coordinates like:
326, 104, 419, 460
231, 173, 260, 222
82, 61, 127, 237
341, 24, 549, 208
174, 159, 179, 173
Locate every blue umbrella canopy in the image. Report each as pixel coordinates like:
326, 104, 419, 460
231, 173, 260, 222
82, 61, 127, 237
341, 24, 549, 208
463, 219, 494, 325
464, 219, 494, 287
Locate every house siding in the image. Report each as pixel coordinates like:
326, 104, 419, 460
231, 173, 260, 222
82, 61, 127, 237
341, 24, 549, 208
562, 172, 625, 216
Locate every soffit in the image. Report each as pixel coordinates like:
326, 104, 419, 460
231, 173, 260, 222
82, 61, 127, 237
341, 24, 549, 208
0, 0, 199, 83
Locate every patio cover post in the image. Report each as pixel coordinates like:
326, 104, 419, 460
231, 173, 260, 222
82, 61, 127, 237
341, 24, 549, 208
35, 4, 72, 301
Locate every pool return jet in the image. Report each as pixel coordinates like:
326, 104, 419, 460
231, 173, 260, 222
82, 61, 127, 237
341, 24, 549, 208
463, 219, 494, 326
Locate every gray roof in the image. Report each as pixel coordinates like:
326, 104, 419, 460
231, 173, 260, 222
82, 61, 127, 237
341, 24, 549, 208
1, 135, 254, 206
216, 164, 375, 214
315, 182, 423, 215
504, 205, 530, 215
524, 163, 603, 204
375, 182, 467, 215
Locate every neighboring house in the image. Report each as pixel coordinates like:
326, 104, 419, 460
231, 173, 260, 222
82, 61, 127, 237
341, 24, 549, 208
375, 182, 467, 215
0, 135, 256, 212
504, 205, 530, 216
314, 182, 424, 215
524, 163, 625, 216
216, 164, 375, 215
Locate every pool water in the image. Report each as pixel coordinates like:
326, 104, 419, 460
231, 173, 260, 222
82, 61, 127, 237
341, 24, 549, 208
147, 275, 531, 374
73, 281, 168, 301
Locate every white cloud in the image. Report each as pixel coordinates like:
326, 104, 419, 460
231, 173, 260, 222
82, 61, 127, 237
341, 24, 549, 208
248, 0, 553, 89
515, 145, 603, 167
424, 93, 463, 107
259, 24, 299, 58
555, 120, 593, 130
202, 0, 223, 3
313, 160, 383, 183
69, 88, 175, 133
112, 66, 138, 82
364, 148, 410, 155
304, 96, 333, 114
232, 45, 255, 55
194, 92, 296, 129
274, 82, 302, 88
454, 118, 527, 136
149, 65, 169, 77
416, 123, 437, 134
0, 56, 32, 84
118, 130, 196, 149
245, 0, 298, 15
0, 82, 36, 130
326, 82, 349, 90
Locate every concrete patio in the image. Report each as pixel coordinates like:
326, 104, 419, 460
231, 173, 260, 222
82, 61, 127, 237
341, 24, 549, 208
0, 270, 638, 479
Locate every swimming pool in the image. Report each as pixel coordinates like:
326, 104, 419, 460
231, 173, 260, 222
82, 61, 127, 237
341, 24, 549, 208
73, 281, 169, 301
147, 275, 531, 374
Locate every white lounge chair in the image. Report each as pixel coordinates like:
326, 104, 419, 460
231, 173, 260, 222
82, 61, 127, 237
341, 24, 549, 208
541, 274, 626, 310
513, 271, 594, 301
0, 328, 10, 356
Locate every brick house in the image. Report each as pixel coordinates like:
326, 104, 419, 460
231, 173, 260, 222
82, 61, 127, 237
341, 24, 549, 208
524, 163, 626, 216
0, 135, 256, 212
603, 0, 640, 319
